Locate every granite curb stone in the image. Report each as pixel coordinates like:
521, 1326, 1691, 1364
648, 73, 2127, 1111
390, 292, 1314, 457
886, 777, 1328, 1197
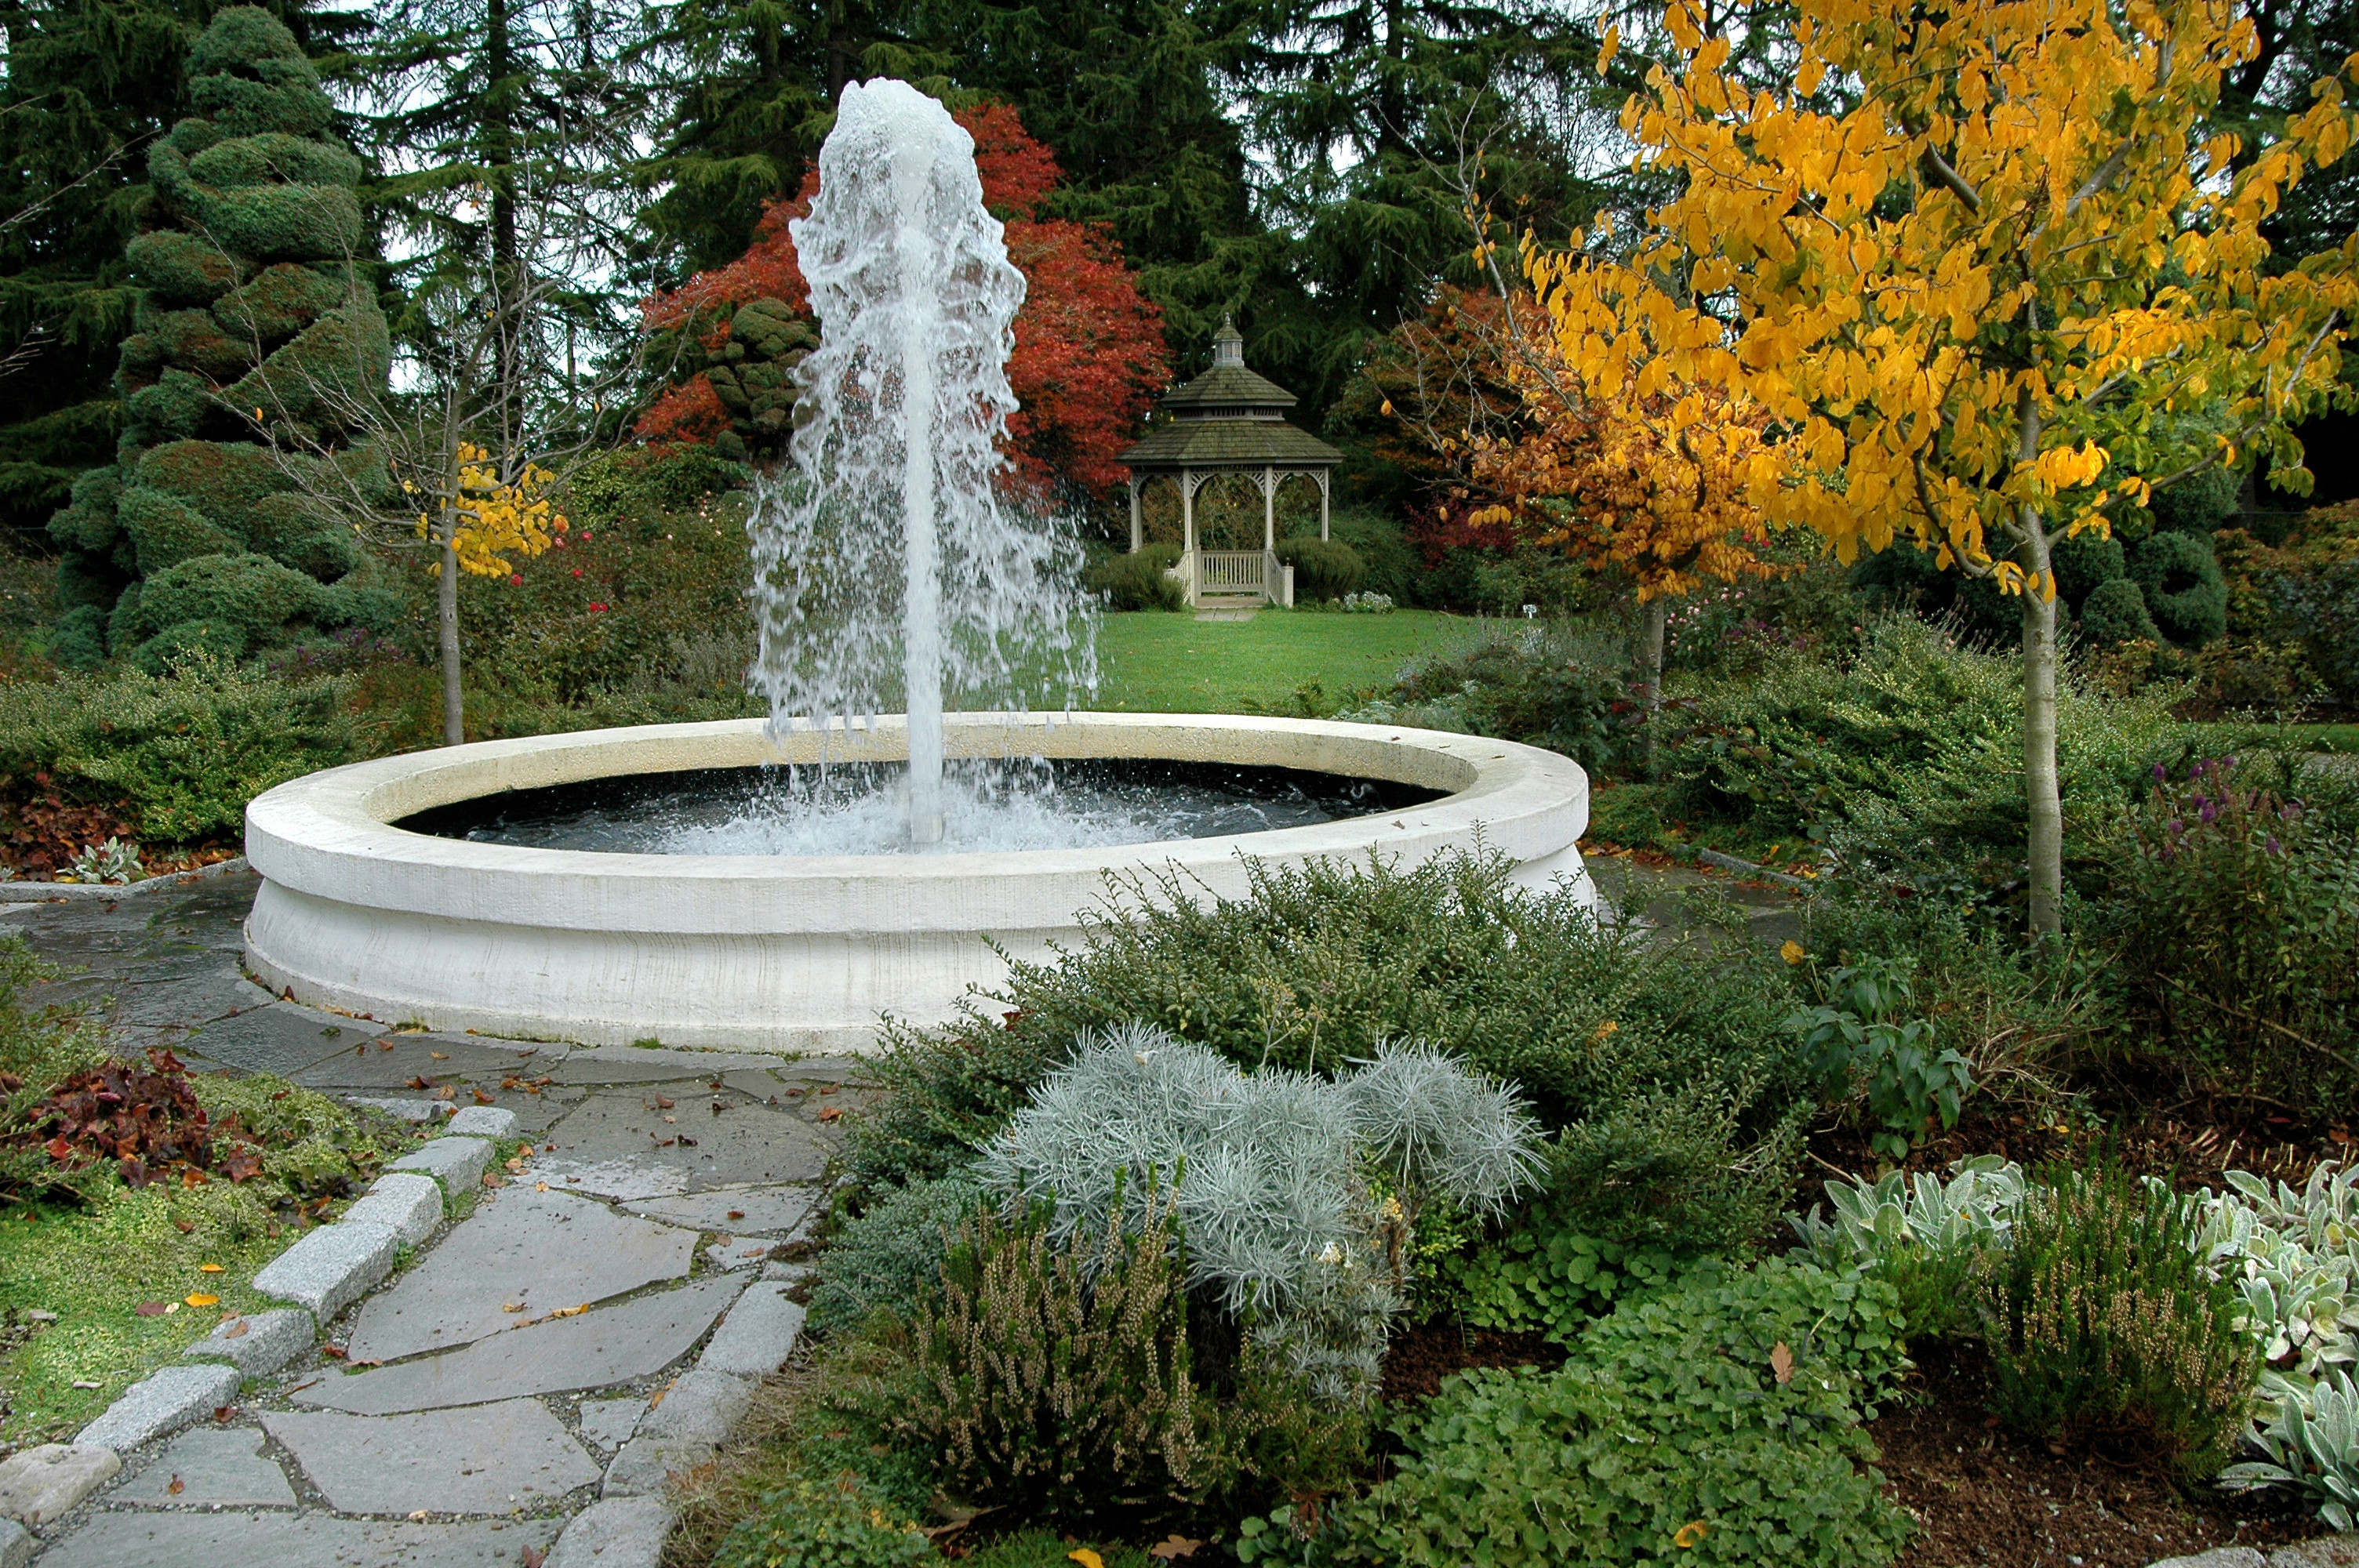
342, 1172, 444, 1245
250, 1219, 402, 1321
2149, 1553, 2264, 1568
600, 1368, 754, 1497
546, 1495, 671, 1568
0, 1516, 28, 1568
443, 1105, 518, 1139
75, 1363, 242, 1452
697, 1283, 805, 1378
388, 1134, 494, 1192
347, 1096, 452, 1123
180, 1308, 312, 1376
0, 1444, 121, 1526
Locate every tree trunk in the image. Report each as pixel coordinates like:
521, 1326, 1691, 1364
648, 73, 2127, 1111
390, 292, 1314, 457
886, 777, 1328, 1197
439, 521, 464, 746
1637, 594, 1667, 779
2014, 389, 2063, 935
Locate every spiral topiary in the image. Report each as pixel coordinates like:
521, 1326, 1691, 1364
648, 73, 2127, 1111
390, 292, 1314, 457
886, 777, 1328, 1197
2078, 577, 2163, 647
45, 6, 394, 672
2127, 528, 2229, 646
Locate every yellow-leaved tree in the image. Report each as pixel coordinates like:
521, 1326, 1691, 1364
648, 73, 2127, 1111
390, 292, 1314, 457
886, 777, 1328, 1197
409, 443, 566, 742
1525, 0, 2359, 930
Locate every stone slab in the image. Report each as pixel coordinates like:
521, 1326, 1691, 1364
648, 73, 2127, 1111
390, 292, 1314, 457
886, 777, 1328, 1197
0, 1444, 121, 1526
293, 1274, 747, 1415
698, 1284, 805, 1379
576, 1397, 645, 1454
76, 1363, 242, 1453
443, 1105, 518, 1139
2273, 1542, 2359, 1568
181, 1308, 312, 1376
114, 1426, 296, 1509
387, 1134, 493, 1193
703, 1240, 771, 1271
546, 1495, 671, 1568
0, 1517, 27, 1568
601, 1369, 754, 1497
348, 1186, 696, 1363
536, 1089, 829, 1200
2151, 1553, 2266, 1568
554, 1047, 785, 1085
113, 970, 274, 1032
343, 1171, 447, 1246
621, 1184, 817, 1237
251, 1218, 402, 1321
173, 1000, 358, 1074
294, 1034, 548, 1092
262, 1399, 599, 1516
33, 1510, 561, 1568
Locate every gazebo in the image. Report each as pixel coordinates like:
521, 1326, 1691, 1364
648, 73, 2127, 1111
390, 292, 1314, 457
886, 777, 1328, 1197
1120, 316, 1342, 608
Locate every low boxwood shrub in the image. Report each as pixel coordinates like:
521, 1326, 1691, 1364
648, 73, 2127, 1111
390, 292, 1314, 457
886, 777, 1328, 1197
1317, 1258, 1911, 1568
847, 849, 1815, 1258
806, 1171, 987, 1338
1083, 543, 1184, 612
1274, 537, 1365, 601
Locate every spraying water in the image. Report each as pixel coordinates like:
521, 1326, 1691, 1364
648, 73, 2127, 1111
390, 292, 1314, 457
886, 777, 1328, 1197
747, 78, 1094, 847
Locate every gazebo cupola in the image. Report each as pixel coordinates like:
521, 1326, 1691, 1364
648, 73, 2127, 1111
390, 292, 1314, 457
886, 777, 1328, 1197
1119, 316, 1342, 608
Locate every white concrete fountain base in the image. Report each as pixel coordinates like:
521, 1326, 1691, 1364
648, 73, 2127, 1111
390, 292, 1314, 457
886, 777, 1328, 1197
242, 713, 1591, 1051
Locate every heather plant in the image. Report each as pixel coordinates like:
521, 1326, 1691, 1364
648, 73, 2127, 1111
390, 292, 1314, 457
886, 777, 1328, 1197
849, 849, 1813, 1258
1976, 1163, 2258, 1482
879, 1183, 1225, 1523
977, 1025, 1542, 1404
2112, 756, 2359, 1116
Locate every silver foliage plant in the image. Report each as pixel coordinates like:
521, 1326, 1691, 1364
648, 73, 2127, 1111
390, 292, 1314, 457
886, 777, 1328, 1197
972, 1022, 1543, 1406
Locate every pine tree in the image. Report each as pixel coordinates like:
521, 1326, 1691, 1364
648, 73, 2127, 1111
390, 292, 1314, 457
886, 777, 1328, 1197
43, 5, 394, 670
0, 0, 362, 546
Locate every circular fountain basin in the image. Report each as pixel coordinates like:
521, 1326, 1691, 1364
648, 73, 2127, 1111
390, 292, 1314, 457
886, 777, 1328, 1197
242, 713, 1592, 1051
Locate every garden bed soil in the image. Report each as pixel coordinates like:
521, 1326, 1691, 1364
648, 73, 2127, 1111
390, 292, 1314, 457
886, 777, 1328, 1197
1875, 1340, 2317, 1568
1379, 1323, 1565, 1402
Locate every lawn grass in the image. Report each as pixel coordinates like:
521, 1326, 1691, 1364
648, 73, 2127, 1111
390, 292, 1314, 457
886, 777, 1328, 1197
1088, 608, 1474, 714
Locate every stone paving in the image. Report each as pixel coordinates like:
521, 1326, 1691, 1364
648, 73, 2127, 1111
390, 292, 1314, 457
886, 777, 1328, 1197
0, 870, 856, 1568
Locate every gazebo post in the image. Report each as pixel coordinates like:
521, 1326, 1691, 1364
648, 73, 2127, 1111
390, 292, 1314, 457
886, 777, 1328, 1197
1181, 469, 1196, 557
1128, 477, 1141, 554
1320, 472, 1330, 542
1263, 465, 1275, 552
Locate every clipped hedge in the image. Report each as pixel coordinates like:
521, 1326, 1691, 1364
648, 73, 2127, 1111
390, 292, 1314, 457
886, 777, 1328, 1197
1082, 542, 1183, 612
1275, 537, 1367, 601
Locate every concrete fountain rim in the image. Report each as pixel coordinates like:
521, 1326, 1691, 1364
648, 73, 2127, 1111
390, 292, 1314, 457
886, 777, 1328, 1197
243, 713, 1590, 934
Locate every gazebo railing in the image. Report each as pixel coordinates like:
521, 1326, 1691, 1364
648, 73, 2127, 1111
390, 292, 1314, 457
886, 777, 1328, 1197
1198, 550, 1269, 597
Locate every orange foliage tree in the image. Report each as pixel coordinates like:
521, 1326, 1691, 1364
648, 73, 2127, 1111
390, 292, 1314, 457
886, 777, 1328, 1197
638, 103, 1169, 499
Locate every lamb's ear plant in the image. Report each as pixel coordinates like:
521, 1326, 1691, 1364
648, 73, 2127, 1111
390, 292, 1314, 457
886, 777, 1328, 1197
2222, 1370, 2359, 1530
1790, 1156, 2026, 1340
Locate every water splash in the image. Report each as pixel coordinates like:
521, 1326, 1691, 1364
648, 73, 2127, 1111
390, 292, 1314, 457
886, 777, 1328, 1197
747, 78, 1096, 847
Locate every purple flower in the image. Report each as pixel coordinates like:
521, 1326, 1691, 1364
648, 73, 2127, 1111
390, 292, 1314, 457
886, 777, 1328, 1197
2153, 762, 2168, 783
2167, 819, 2184, 835
2200, 800, 2218, 824
2266, 836, 2282, 855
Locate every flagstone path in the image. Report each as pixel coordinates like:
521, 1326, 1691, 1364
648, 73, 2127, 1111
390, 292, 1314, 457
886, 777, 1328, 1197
0, 869, 867, 1568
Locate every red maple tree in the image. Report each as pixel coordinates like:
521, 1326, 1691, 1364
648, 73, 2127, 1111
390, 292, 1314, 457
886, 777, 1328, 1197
638, 103, 1169, 496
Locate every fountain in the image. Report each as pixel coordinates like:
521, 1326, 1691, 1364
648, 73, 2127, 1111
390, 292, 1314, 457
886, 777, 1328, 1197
240, 80, 1594, 1051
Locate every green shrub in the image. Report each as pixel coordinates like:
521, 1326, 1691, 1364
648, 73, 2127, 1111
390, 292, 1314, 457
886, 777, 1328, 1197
0, 660, 373, 844
709, 1471, 932, 1568
1976, 1162, 2257, 1482
1786, 956, 1972, 1160
2109, 754, 2357, 1114
2149, 465, 2242, 536
1083, 542, 1183, 612
1274, 537, 1366, 601
849, 851, 1814, 1257
1320, 506, 1417, 604
2128, 529, 2229, 646
2081, 577, 2162, 647
1322, 1258, 1911, 1568
1382, 627, 1634, 773
806, 1171, 986, 1337
880, 1187, 1226, 1523
1445, 1176, 1694, 1344
1790, 1157, 2027, 1343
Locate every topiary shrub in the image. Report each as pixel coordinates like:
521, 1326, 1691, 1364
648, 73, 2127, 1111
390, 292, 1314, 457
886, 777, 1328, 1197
1274, 537, 1366, 601
2127, 529, 2228, 645
2149, 464, 2242, 535
2079, 576, 2161, 646
2049, 527, 2128, 611
44, 5, 391, 666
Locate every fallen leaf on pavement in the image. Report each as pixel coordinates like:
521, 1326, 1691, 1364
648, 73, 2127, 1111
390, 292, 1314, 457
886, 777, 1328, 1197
654, 1096, 674, 1109
504, 1156, 524, 1171
321, 1345, 346, 1359
726, 1210, 744, 1221
522, 1547, 545, 1568
552, 1304, 589, 1318
405, 1076, 433, 1091
430, 1051, 449, 1060
167, 1475, 184, 1495
224, 1320, 249, 1338
503, 1301, 525, 1313
482, 1173, 503, 1187
535, 1181, 549, 1192
472, 1089, 496, 1105
816, 1106, 841, 1123
434, 1086, 456, 1100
